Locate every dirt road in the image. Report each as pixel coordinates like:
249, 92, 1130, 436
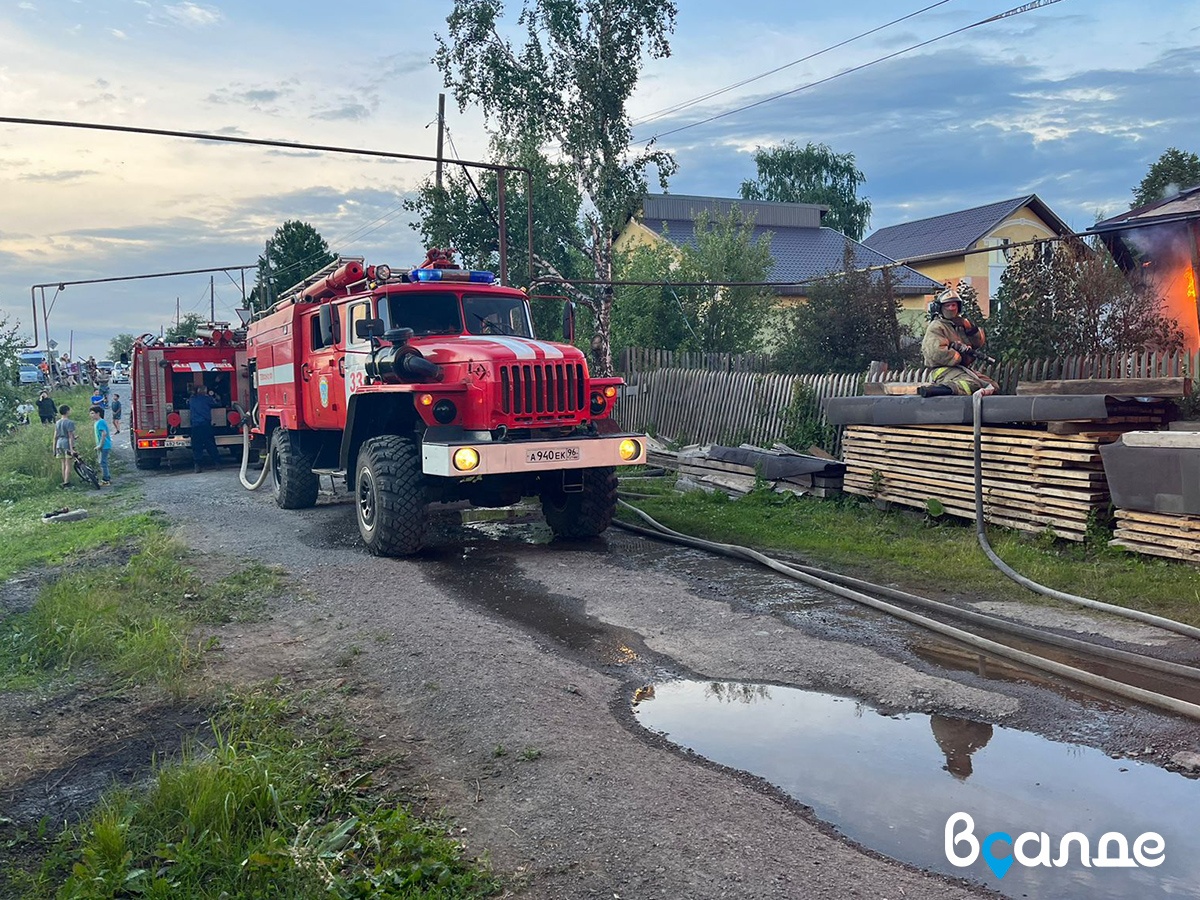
9, 452, 1197, 898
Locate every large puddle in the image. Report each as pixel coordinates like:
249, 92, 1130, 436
633, 679, 1200, 899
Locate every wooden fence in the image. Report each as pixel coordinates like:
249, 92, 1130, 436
615, 348, 1199, 453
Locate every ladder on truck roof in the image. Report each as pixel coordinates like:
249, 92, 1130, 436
263, 256, 366, 317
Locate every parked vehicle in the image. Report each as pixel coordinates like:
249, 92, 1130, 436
242, 249, 645, 556
128, 327, 250, 470
18, 363, 46, 385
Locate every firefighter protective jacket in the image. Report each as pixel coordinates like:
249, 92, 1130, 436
921, 315, 992, 395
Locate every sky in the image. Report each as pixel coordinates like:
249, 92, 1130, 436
1, 0, 1196, 360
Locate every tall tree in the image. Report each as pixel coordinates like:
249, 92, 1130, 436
0, 315, 24, 430
1132, 148, 1200, 207
986, 241, 1183, 360
613, 209, 776, 354
434, 0, 678, 374
164, 313, 206, 344
108, 333, 136, 363
740, 141, 872, 240
773, 246, 903, 373
252, 220, 335, 312
405, 135, 589, 340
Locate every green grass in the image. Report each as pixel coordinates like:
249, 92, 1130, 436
616, 482, 1200, 626
0, 539, 288, 693
0, 496, 160, 581
21, 690, 502, 899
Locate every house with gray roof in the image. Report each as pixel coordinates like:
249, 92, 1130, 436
863, 194, 1073, 319
617, 194, 944, 304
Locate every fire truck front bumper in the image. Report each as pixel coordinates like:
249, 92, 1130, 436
422, 433, 647, 477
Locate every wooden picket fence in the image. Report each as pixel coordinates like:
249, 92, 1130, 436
615, 348, 1199, 453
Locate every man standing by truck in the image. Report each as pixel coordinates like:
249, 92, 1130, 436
188, 384, 222, 473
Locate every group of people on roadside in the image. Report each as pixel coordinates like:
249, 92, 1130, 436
40, 389, 121, 489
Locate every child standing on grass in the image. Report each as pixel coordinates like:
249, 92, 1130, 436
90, 405, 112, 486
53, 405, 76, 488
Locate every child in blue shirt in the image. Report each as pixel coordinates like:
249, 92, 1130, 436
90, 405, 112, 485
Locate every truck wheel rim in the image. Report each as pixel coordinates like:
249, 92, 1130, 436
358, 469, 376, 531
271, 444, 283, 491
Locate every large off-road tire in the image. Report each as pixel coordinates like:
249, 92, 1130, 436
270, 428, 318, 509
355, 436, 427, 557
130, 439, 162, 470
540, 466, 618, 539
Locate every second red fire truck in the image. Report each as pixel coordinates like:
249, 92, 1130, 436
242, 249, 646, 556
127, 327, 251, 470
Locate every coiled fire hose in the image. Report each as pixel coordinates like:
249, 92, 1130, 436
970, 389, 1200, 641
233, 403, 272, 491
613, 500, 1200, 721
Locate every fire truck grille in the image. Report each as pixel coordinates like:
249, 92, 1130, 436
500, 363, 586, 416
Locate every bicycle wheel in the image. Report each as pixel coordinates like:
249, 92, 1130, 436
74, 457, 101, 489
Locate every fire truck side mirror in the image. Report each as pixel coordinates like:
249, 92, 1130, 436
355, 318, 385, 340
119, 351, 129, 365
562, 301, 575, 344
318, 304, 337, 347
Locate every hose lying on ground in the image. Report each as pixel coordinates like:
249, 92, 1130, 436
970, 389, 1200, 642
613, 499, 1200, 723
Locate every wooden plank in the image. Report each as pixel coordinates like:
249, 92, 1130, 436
1012, 379, 1190, 396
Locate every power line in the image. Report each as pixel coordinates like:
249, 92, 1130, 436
641, 0, 1069, 143
632, 0, 956, 128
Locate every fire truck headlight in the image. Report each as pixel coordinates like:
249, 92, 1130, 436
453, 447, 480, 471
603, 386, 617, 399
589, 391, 607, 415
619, 439, 642, 461
432, 399, 457, 424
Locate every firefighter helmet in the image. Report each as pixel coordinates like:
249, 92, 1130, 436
928, 288, 962, 320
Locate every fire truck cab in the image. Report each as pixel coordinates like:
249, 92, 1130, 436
244, 251, 646, 556
128, 327, 251, 470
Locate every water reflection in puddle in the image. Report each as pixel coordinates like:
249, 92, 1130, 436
633, 679, 1199, 899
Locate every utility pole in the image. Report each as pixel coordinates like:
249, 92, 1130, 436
264, 241, 272, 309
435, 93, 445, 191
210, 275, 215, 322
176, 297, 180, 330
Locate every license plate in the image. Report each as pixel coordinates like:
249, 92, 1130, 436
525, 445, 581, 464
165, 437, 188, 447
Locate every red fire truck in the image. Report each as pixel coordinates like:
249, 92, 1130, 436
128, 327, 251, 470
243, 249, 646, 556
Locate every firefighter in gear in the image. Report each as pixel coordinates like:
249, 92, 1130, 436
920, 289, 997, 396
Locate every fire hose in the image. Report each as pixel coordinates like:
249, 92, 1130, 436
232, 403, 272, 491
970, 389, 1200, 641
612, 501, 1200, 722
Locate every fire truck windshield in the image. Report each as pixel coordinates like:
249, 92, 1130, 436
462, 294, 534, 338
383, 291, 463, 336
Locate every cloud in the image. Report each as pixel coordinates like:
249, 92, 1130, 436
205, 86, 290, 109
311, 104, 372, 122
652, 43, 1199, 233
158, 2, 221, 28
108, 28, 127, 40
19, 169, 98, 183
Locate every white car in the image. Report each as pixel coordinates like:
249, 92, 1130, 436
110, 364, 131, 384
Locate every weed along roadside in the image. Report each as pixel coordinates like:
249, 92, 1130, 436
0, 422, 503, 897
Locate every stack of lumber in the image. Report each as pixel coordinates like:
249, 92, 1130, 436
669, 443, 845, 498
842, 423, 1117, 541
1111, 510, 1200, 564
